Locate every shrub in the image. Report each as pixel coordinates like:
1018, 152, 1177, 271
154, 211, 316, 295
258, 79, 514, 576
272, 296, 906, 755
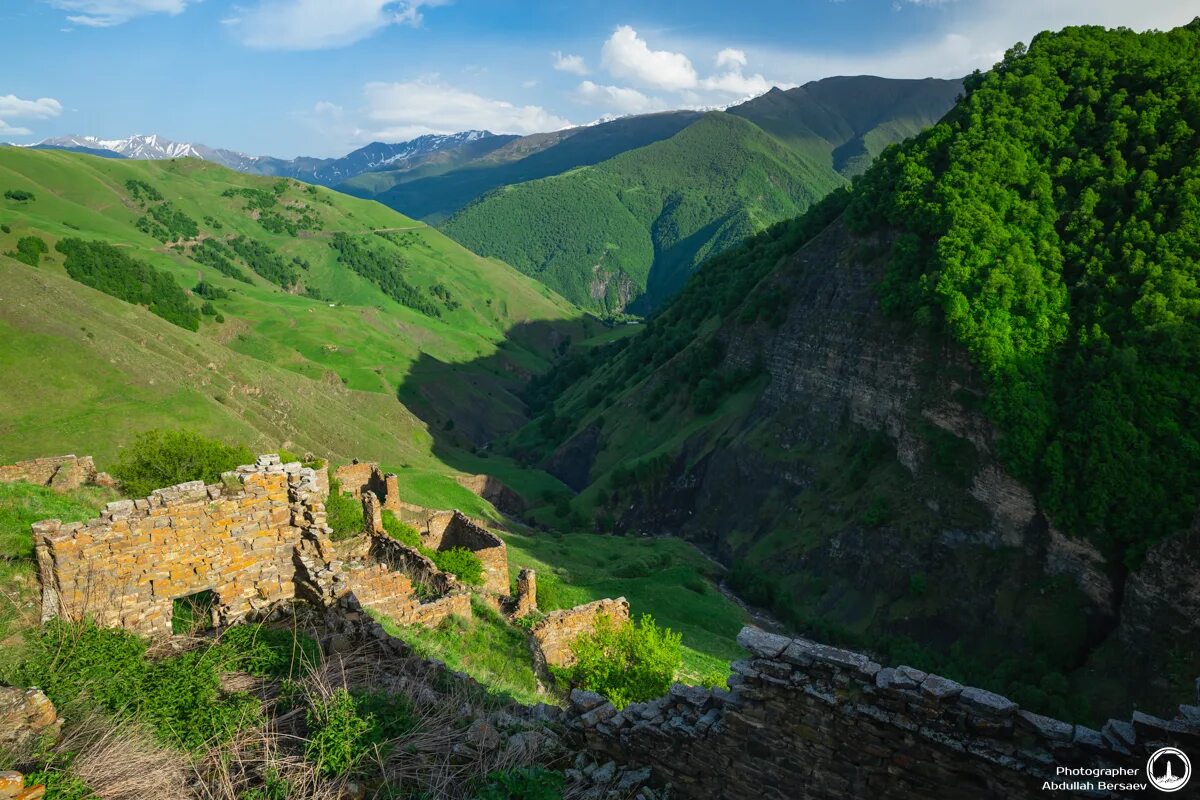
109, 429, 253, 497
303, 689, 411, 777
429, 546, 484, 586
6, 235, 48, 266
325, 478, 365, 541
475, 767, 565, 800
4, 189, 35, 201
562, 614, 682, 708
381, 509, 421, 548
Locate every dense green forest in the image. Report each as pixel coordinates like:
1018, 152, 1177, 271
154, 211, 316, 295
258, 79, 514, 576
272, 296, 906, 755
848, 20, 1200, 563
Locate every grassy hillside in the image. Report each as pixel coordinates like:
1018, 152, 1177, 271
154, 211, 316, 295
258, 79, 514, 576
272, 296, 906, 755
442, 113, 845, 313
0, 147, 599, 507
728, 77, 962, 176
339, 111, 701, 224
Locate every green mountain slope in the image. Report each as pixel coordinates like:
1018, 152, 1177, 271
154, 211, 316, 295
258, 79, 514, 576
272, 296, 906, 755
339, 111, 702, 223
728, 76, 963, 176
442, 113, 846, 313
0, 148, 600, 508
501, 21, 1200, 721
438, 78, 961, 314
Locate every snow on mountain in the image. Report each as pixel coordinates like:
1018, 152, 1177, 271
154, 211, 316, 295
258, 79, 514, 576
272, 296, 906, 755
32, 130, 500, 186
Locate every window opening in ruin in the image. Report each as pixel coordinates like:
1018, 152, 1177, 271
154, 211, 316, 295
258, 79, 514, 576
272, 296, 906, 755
172, 590, 217, 634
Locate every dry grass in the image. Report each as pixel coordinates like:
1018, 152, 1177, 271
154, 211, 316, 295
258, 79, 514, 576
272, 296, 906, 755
51, 716, 192, 800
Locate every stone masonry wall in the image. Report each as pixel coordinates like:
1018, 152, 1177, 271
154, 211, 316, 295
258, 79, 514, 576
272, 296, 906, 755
531, 597, 630, 668
33, 456, 326, 636
422, 511, 509, 596
332, 461, 510, 596
568, 627, 1200, 799
0, 455, 107, 491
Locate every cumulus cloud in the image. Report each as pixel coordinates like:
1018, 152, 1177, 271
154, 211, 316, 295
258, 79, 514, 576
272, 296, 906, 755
601, 25, 699, 91
0, 94, 63, 139
574, 81, 662, 115
362, 79, 573, 140
229, 0, 447, 50
553, 52, 589, 76
715, 48, 747, 69
43, 0, 191, 27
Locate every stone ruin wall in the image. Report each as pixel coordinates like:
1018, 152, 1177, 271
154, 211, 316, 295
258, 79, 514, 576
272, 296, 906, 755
568, 627, 1200, 800
0, 455, 112, 492
531, 597, 631, 669
32, 456, 328, 636
334, 461, 510, 596
421, 510, 509, 596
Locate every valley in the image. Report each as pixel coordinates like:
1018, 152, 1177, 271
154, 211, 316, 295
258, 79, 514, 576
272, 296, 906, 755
1, 8, 1199, 799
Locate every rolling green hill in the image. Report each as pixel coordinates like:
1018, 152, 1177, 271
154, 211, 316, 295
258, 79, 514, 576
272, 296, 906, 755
438, 78, 960, 314
338, 111, 702, 224
0, 147, 601, 509
501, 22, 1200, 722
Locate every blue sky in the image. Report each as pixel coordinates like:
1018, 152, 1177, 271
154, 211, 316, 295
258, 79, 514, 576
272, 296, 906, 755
1, 0, 1196, 157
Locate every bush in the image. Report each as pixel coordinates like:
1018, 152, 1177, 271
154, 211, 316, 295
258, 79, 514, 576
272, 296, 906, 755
303, 689, 412, 777
562, 614, 682, 708
325, 478, 365, 541
110, 429, 253, 497
6, 235, 48, 266
475, 767, 565, 800
4, 189, 34, 201
381, 509, 421, 548
429, 546, 484, 586
2, 620, 267, 751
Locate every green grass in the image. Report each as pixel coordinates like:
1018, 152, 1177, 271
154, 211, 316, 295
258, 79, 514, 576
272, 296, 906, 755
0, 148, 598, 477
502, 530, 747, 686
0, 482, 118, 649
369, 598, 546, 706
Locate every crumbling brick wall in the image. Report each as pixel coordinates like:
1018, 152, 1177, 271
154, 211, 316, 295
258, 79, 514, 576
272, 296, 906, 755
33, 456, 327, 636
0, 455, 108, 491
568, 627, 1200, 800
531, 598, 630, 668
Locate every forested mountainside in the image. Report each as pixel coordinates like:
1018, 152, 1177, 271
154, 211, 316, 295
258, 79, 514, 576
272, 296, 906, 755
500, 21, 1200, 722
0, 147, 601, 512
338, 111, 703, 223
441, 76, 961, 313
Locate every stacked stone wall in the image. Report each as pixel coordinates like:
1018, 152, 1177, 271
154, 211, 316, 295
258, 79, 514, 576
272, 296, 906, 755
531, 598, 630, 668
422, 511, 509, 596
0, 455, 107, 491
33, 456, 326, 636
568, 627, 1200, 799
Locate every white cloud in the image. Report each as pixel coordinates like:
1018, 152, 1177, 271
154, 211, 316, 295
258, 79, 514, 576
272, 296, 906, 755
574, 81, 662, 115
312, 100, 343, 117
362, 79, 573, 140
715, 48, 747, 69
43, 0, 191, 27
0, 94, 63, 141
229, 0, 447, 50
601, 25, 698, 91
0, 95, 64, 120
753, 0, 1195, 84
552, 52, 589, 76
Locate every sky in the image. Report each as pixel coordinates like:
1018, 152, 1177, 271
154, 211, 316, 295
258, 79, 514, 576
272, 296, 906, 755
1, 0, 1197, 158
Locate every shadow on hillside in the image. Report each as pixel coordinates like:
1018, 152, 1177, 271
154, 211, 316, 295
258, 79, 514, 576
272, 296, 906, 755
392, 315, 606, 502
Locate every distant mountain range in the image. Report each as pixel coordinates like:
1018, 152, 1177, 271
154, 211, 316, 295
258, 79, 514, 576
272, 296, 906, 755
17, 130, 515, 187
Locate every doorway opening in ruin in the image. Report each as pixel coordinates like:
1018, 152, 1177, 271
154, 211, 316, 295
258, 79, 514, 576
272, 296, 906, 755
172, 590, 217, 634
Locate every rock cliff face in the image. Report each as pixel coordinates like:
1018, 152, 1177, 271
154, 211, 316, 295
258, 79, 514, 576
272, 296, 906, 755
559, 217, 1196, 719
